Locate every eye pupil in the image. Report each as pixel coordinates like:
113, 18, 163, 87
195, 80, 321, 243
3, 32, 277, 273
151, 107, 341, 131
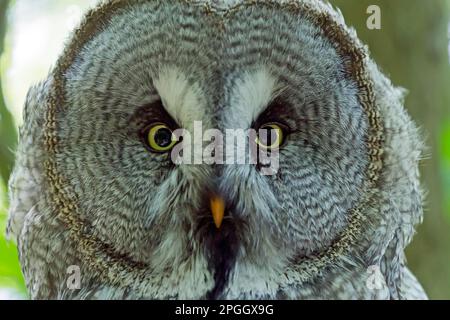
256, 123, 285, 149
259, 128, 278, 147
145, 123, 177, 152
154, 127, 173, 148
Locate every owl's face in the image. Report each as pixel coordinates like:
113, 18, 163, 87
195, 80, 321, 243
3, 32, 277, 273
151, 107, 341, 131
53, 0, 372, 297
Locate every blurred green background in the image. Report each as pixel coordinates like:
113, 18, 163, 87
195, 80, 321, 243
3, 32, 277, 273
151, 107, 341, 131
0, 0, 449, 299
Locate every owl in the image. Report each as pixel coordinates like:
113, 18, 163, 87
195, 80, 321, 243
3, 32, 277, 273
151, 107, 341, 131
7, 0, 427, 299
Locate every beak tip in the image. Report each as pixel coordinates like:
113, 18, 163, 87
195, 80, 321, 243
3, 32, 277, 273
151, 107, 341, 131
210, 195, 225, 229
213, 220, 222, 229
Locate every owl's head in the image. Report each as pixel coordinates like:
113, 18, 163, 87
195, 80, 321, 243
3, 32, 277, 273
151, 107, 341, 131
13, 0, 424, 299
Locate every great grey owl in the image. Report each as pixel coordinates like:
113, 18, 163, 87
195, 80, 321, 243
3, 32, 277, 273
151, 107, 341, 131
7, 0, 427, 299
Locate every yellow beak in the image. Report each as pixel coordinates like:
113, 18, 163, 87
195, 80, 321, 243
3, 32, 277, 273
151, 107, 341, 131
210, 195, 225, 229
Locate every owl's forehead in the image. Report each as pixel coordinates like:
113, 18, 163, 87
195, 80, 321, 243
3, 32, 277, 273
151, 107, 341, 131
65, 0, 350, 127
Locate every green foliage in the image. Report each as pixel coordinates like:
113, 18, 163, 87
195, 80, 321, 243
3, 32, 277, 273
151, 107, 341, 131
0, 177, 27, 295
0, 0, 26, 298
441, 122, 450, 222
0, 0, 18, 184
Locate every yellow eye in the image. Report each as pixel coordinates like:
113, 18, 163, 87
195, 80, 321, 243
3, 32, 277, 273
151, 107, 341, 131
255, 123, 285, 149
146, 123, 177, 152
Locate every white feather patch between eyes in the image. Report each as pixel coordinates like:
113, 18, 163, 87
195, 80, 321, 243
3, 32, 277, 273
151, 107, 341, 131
153, 67, 206, 129
228, 68, 281, 128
